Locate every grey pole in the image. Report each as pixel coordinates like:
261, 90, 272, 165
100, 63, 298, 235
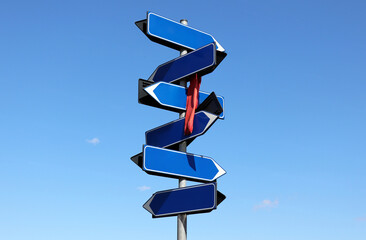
177, 18, 188, 240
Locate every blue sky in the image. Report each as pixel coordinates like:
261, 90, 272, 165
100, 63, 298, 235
1, 0, 365, 239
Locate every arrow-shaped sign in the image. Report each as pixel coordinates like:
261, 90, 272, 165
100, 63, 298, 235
138, 79, 225, 119
146, 111, 218, 149
136, 12, 225, 52
140, 145, 226, 182
148, 43, 216, 83
143, 183, 225, 218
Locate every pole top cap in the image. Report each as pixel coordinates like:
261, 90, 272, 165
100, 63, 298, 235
180, 19, 188, 25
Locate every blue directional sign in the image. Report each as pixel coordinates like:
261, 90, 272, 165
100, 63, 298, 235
137, 12, 225, 52
143, 80, 225, 119
143, 183, 220, 218
148, 43, 216, 84
142, 145, 226, 182
146, 111, 218, 149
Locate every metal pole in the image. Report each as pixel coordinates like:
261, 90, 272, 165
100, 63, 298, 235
177, 18, 188, 240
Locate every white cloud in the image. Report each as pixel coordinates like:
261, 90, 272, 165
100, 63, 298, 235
86, 137, 100, 145
254, 199, 279, 210
137, 185, 151, 191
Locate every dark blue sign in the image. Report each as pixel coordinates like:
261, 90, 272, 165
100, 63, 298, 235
148, 43, 216, 83
145, 111, 218, 149
143, 145, 226, 182
143, 183, 217, 218
146, 12, 224, 52
144, 81, 225, 119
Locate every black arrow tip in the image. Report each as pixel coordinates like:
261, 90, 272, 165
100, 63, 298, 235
216, 51, 227, 66
217, 191, 226, 206
130, 152, 143, 168
196, 92, 223, 117
135, 19, 147, 33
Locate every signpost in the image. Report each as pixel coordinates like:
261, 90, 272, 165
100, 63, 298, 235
148, 43, 216, 83
141, 145, 226, 182
136, 12, 225, 52
139, 79, 225, 119
145, 111, 218, 149
143, 183, 224, 218
132, 12, 227, 240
